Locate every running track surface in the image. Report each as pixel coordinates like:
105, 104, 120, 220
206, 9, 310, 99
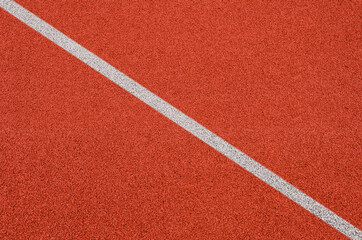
0, 1, 361, 239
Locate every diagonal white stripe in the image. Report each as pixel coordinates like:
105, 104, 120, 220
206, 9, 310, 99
1, 0, 360, 239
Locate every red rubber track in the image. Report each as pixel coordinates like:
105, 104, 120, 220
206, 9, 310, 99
1, 0, 361, 239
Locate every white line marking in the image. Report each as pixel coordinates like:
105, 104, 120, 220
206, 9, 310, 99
1, 0, 361, 239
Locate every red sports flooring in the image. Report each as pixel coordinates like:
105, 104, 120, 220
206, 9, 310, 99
1, 1, 361, 239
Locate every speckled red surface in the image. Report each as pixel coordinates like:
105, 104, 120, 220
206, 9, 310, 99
1, 1, 360, 239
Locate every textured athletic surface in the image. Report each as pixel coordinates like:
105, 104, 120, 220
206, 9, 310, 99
1, 0, 361, 239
